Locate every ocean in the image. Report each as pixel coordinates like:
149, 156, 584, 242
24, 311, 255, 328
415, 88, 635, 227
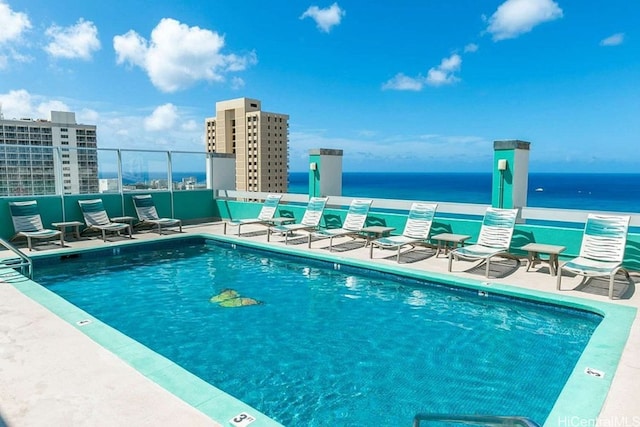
288, 172, 640, 213
131, 172, 640, 214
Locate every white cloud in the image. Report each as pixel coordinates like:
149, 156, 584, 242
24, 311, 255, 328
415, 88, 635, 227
37, 100, 71, 119
464, 43, 479, 53
0, 1, 31, 69
382, 73, 424, 91
0, 1, 31, 44
0, 89, 70, 119
181, 119, 198, 131
600, 33, 624, 47
288, 129, 490, 171
230, 76, 245, 90
113, 18, 257, 93
45, 18, 101, 60
300, 3, 345, 33
383, 54, 462, 91
426, 54, 461, 86
486, 0, 563, 41
78, 108, 100, 123
144, 103, 178, 131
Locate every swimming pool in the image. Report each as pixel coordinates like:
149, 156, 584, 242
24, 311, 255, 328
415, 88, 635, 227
34, 237, 602, 426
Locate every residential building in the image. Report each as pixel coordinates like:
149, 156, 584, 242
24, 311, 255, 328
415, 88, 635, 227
0, 111, 98, 196
205, 98, 289, 192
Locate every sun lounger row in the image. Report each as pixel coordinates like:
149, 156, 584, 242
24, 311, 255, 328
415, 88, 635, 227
8, 195, 181, 250
227, 195, 631, 299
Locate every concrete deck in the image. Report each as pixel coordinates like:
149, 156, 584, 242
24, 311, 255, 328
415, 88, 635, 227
1, 222, 639, 426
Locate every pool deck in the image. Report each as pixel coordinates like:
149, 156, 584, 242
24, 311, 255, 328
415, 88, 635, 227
1, 221, 639, 426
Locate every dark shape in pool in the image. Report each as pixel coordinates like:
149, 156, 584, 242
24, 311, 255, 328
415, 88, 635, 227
210, 289, 262, 307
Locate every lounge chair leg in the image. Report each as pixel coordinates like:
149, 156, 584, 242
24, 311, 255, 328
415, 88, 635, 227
369, 242, 374, 259
308, 234, 312, 248
556, 268, 563, 290
396, 246, 401, 263
27, 237, 32, 251
223, 222, 227, 235
485, 259, 491, 277
447, 253, 453, 272
609, 275, 615, 299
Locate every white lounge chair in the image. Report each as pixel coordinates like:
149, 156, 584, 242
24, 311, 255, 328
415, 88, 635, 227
267, 197, 328, 243
557, 214, 630, 299
369, 202, 437, 262
132, 195, 182, 234
448, 207, 519, 277
9, 200, 64, 251
309, 199, 372, 251
224, 194, 282, 236
78, 199, 132, 242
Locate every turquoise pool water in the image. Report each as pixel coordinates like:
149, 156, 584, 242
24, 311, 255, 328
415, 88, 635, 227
35, 239, 601, 426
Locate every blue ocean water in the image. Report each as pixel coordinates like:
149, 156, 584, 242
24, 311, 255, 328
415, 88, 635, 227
289, 172, 640, 213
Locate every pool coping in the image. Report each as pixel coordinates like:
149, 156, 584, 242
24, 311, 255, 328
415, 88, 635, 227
8, 232, 637, 427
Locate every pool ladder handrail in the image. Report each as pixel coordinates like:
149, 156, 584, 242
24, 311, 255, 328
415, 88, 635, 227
0, 237, 33, 279
413, 413, 541, 427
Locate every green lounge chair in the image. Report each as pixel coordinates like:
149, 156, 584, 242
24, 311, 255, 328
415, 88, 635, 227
78, 199, 132, 242
9, 200, 63, 251
132, 195, 182, 234
448, 207, 519, 277
557, 214, 630, 299
369, 202, 437, 262
224, 194, 282, 236
267, 197, 328, 243
309, 199, 372, 251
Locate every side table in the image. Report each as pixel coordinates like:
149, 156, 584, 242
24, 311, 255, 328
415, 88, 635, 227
432, 233, 471, 257
521, 243, 566, 276
52, 221, 84, 241
361, 226, 395, 247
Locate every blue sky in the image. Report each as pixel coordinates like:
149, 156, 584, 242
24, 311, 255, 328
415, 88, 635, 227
0, 0, 637, 173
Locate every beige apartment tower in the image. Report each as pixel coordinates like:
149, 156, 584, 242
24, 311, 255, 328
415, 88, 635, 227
205, 98, 289, 192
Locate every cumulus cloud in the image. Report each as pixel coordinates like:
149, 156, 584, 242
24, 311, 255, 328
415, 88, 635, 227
382, 73, 425, 91
383, 54, 462, 91
300, 3, 345, 33
144, 103, 179, 131
45, 18, 101, 60
0, 89, 69, 119
113, 18, 257, 93
600, 33, 624, 46
0, 0, 30, 44
0, 1, 31, 68
427, 54, 461, 86
486, 0, 563, 41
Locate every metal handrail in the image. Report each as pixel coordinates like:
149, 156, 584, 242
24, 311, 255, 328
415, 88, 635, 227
413, 413, 540, 427
0, 238, 33, 279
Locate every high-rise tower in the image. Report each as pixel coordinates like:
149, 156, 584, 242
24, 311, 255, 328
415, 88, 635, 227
205, 98, 288, 192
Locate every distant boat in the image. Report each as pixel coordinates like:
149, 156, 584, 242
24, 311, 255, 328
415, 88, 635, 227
535, 187, 544, 192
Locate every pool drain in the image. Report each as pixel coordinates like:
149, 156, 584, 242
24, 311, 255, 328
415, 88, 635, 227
76, 319, 92, 326
585, 367, 604, 378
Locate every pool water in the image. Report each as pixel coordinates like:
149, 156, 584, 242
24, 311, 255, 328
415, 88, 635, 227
35, 239, 601, 426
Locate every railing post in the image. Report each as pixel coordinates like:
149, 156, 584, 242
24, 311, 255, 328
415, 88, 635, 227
167, 151, 174, 217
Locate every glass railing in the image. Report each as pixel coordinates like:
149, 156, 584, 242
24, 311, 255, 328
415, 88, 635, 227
0, 146, 212, 196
